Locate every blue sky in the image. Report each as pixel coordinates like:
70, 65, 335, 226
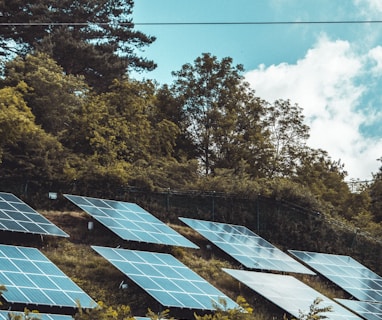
131, 0, 382, 181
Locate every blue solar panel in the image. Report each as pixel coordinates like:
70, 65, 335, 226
0, 310, 73, 320
0, 244, 97, 308
64, 194, 198, 248
179, 217, 314, 274
0, 192, 68, 237
92, 246, 238, 311
223, 269, 361, 319
336, 299, 382, 320
289, 250, 382, 302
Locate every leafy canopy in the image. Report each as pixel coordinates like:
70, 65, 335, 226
0, 0, 156, 91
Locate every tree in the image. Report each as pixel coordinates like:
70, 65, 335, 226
153, 84, 196, 160
0, 82, 71, 188
0, 0, 156, 91
67, 79, 155, 164
1, 53, 89, 137
0, 83, 36, 163
293, 148, 350, 211
369, 158, 382, 222
64, 79, 188, 190
171, 53, 268, 176
264, 99, 310, 177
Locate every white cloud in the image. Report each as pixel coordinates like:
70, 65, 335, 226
354, 0, 382, 15
245, 35, 382, 180
368, 46, 382, 73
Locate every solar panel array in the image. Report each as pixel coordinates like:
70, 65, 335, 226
0, 244, 97, 308
179, 217, 314, 274
0, 192, 68, 237
64, 194, 198, 248
289, 250, 382, 302
2, 190, 380, 319
0, 310, 73, 320
92, 246, 238, 311
223, 269, 362, 320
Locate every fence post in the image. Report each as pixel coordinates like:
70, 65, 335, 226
212, 191, 215, 220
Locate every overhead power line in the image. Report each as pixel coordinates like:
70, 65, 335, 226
1, 20, 382, 26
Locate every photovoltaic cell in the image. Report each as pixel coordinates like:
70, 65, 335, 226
0, 244, 97, 308
0, 310, 73, 320
64, 194, 198, 248
223, 269, 361, 320
0, 192, 68, 237
289, 250, 382, 302
179, 217, 314, 274
92, 246, 238, 311
336, 299, 382, 320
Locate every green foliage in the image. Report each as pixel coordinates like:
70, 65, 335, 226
1, 126, 68, 181
369, 159, 382, 222
0, 82, 71, 182
129, 157, 199, 191
1, 53, 89, 137
263, 178, 321, 211
171, 53, 268, 177
187, 163, 262, 196
0, 82, 36, 160
0, 0, 156, 91
264, 99, 310, 177
293, 148, 351, 214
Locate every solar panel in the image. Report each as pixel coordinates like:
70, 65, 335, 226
0, 310, 73, 320
0, 192, 68, 237
336, 299, 382, 320
179, 217, 315, 274
64, 194, 198, 249
92, 246, 239, 311
223, 269, 361, 320
289, 250, 382, 302
0, 244, 96, 309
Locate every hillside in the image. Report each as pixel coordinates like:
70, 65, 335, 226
0, 205, 360, 320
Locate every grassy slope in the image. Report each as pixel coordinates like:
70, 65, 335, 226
18, 210, 351, 319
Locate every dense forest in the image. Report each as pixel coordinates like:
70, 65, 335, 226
1, 1, 382, 318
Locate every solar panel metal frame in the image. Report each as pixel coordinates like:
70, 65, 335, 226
179, 217, 315, 274
289, 250, 382, 302
0, 192, 68, 237
0, 244, 97, 309
0, 310, 73, 320
223, 268, 362, 320
64, 194, 198, 248
336, 299, 382, 320
92, 246, 239, 311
